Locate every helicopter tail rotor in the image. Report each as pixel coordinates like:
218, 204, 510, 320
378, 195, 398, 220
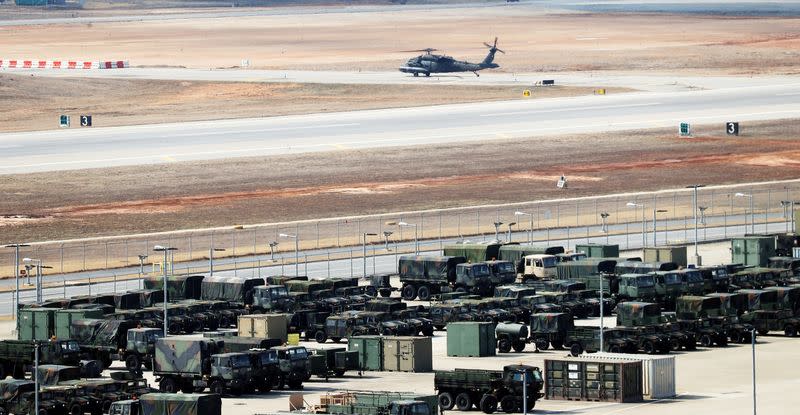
483, 37, 505, 54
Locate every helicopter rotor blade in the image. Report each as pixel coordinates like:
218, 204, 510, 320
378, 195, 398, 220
399, 48, 438, 53
496, 48, 505, 54
483, 42, 493, 49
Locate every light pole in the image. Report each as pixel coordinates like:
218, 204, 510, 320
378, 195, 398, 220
514, 211, 534, 243
781, 200, 791, 233
23, 258, 51, 303
137, 254, 148, 290
387, 221, 418, 254
519, 368, 529, 415
383, 231, 394, 251
268, 241, 279, 261
507, 222, 516, 243
209, 247, 226, 276
687, 185, 705, 266
5, 243, 29, 319
600, 212, 610, 244
736, 192, 755, 234
154, 245, 178, 337
279, 233, 299, 277
653, 209, 668, 247
493, 221, 504, 240
626, 202, 646, 248
34, 339, 39, 415
362, 233, 378, 278
751, 327, 757, 415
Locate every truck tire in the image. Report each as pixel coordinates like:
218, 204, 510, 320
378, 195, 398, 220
125, 355, 141, 372
785, 325, 797, 337
287, 379, 303, 389
181, 380, 194, 394
455, 393, 472, 411
438, 392, 455, 410
642, 341, 655, 354
417, 285, 431, 301
551, 339, 564, 350
331, 337, 342, 343
757, 328, 769, 336
210, 380, 225, 395
500, 395, 517, 413
497, 339, 512, 353
315, 330, 328, 344
39, 409, 48, 415
422, 326, 435, 337
535, 338, 549, 351
570, 343, 583, 357
512, 341, 526, 353
608, 344, 621, 354
379, 288, 392, 298
366, 286, 377, 297
402, 285, 417, 301
159, 377, 178, 393
699, 334, 713, 348
100, 354, 113, 369
716, 336, 728, 347
69, 404, 82, 415
480, 394, 498, 414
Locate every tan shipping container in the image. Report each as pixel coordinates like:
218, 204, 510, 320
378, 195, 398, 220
238, 313, 289, 342
382, 336, 432, 373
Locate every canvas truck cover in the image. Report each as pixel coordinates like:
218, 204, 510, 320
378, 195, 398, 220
200, 276, 264, 303
675, 296, 722, 319
70, 319, 134, 349
36, 365, 81, 386
706, 293, 748, 316
556, 259, 617, 279
738, 289, 778, 311
616, 302, 663, 325
140, 393, 222, 415
154, 338, 220, 374
530, 312, 574, 333
0, 379, 33, 400
113, 292, 142, 310
285, 280, 328, 294
398, 255, 466, 282
442, 243, 502, 263
143, 275, 204, 300
764, 286, 800, 310
616, 261, 677, 274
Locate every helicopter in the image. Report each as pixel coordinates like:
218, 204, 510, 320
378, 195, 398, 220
398, 37, 504, 77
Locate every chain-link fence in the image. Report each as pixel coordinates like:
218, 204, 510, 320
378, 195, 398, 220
3, 179, 800, 281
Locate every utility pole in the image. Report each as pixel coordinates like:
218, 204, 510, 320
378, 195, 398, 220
687, 185, 705, 266
5, 243, 29, 319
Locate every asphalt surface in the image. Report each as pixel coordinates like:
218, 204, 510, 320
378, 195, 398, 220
3, 82, 800, 174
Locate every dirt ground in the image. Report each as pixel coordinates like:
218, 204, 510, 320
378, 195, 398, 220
0, 73, 613, 132
2, 118, 800, 243
1, 6, 800, 75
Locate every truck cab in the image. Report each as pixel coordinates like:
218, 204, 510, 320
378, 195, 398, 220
208, 353, 253, 395
616, 274, 656, 302
108, 399, 138, 415
454, 263, 493, 296
522, 255, 558, 281
124, 328, 162, 371
676, 269, 705, 295
485, 261, 517, 285
699, 266, 730, 293
271, 346, 309, 389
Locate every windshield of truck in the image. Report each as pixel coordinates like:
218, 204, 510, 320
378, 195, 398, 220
472, 264, 491, 278
230, 355, 251, 368
271, 287, 289, 298
62, 341, 81, 352
496, 262, 515, 273
636, 275, 655, 288
711, 268, 728, 280
542, 257, 558, 267
685, 271, 703, 283
409, 403, 429, 415
664, 273, 682, 285
260, 350, 279, 364
288, 348, 308, 360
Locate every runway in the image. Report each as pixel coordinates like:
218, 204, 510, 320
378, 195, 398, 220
2, 81, 800, 174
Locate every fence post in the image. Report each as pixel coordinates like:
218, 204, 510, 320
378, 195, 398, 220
60, 244, 64, 274
327, 251, 331, 278
724, 212, 728, 239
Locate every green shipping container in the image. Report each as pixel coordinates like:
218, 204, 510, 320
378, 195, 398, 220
17, 308, 60, 341
643, 246, 687, 267
446, 322, 496, 357
575, 244, 620, 258
55, 309, 104, 340
731, 236, 775, 267
348, 335, 383, 371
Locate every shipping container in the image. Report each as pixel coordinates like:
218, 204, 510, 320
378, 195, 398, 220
238, 313, 289, 342
545, 357, 643, 403
17, 308, 59, 341
573, 353, 675, 399
643, 246, 687, 268
54, 309, 104, 340
348, 336, 384, 371
382, 336, 432, 373
446, 322, 496, 357
575, 244, 620, 258
732, 236, 776, 267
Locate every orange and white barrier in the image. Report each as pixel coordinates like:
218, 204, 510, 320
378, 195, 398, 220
1, 59, 129, 69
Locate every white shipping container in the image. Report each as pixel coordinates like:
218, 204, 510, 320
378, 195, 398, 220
575, 353, 676, 399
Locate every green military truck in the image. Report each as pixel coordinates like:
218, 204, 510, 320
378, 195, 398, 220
251, 285, 296, 312
398, 256, 467, 301
616, 274, 657, 302
271, 346, 309, 390
0, 340, 81, 379
740, 309, 800, 336
153, 338, 251, 395
318, 391, 438, 415
69, 319, 139, 369
529, 312, 573, 350
109, 393, 221, 415
494, 323, 528, 353
434, 365, 544, 413
616, 301, 694, 351
676, 295, 752, 344
122, 328, 163, 372
245, 349, 280, 393
564, 327, 638, 356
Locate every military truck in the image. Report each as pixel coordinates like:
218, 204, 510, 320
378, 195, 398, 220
485, 261, 517, 285
651, 271, 684, 309
0, 379, 52, 415
429, 304, 474, 330
615, 301, 693, 351
519, 295, 563, 315
613, 326, 671, 354
520, 255, 558, 281
768, 256, 800, 276
69, 319, 138, 369
367, 273, 396, 298
498, 244, 565, 275
200, 276, 264, 306
434, 365, 543, 413
573, 289, 615, 317
316, 391, 437, 415
399, 256, 494, 301
251, 285, 296, 312
307, 348, 360, 379
109, 393, 221, 415
42, 385, 93, 415
153, 338, 251, 395
58, 378, 130, 415
245, 348, 280, 393
529, 312, 573, 350
740, 309, 800, 336
537, 292, 588, 319
494, 323, 528, 353
764, 285, 800, 314
698, 266, 730, 293
676, 268, 705, 295
443, 243, 503, 264
564, 327, 638, 356
314, 313, 376, 343
616, 273, 657, 302
0, 340, 81, 379
675, 295, 752, 344
271, 346, 309, 390
143, 275, 204, 301
738, 289, 779, 311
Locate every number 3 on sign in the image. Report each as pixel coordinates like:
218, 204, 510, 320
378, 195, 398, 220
726, 122, 739, 136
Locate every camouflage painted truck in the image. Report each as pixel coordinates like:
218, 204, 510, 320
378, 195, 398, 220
315, 391, 438, 415
69, 319, 143, 369
564, 327, 638, 356
109, 393, 221, 415
676, 295, 752, 344
615, 301, 694, 351
153, 338, 252, 395
434, 366, 544, 413
529, 312, 574, 351
0, 339, 81, 379
399, 256, 492, 301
